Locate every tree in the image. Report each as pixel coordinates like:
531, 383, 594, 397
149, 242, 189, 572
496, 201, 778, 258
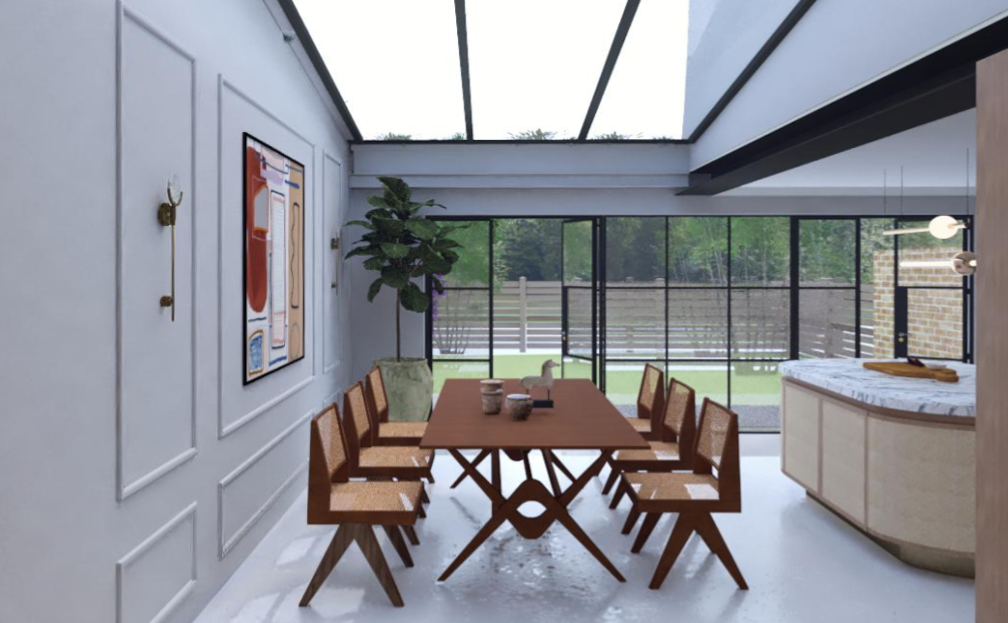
509, 128, 557, 140
345, 177, 464, 360
377, 132, 412, 141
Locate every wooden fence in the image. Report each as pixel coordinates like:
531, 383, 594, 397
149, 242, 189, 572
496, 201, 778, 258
433, 279, 879, 359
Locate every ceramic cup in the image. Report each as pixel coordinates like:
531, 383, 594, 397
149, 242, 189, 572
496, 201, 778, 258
506, 394, 534, 421
481, 389, 504, 415
480, 379, 505, 394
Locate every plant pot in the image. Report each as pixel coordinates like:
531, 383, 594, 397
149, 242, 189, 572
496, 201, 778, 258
375, 357, 432, 422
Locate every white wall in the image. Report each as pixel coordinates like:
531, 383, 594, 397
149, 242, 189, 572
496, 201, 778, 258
345, 142, 966, 380
0, 1, 353, 622
690, 0, 1008, 169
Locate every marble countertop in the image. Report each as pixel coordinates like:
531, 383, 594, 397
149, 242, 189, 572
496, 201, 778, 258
779, 359, 976, 418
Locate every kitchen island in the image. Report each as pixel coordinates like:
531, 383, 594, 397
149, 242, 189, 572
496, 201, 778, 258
780, 359, 975, 577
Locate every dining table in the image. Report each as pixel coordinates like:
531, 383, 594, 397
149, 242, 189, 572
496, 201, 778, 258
420, 378, 650, 582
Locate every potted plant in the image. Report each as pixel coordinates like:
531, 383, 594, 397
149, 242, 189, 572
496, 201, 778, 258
345, 177, 464, 421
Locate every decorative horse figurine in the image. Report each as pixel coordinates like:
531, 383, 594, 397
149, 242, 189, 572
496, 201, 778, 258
521, 359, 560, 399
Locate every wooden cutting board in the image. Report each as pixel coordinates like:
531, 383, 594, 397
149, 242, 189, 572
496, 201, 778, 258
863, 361, 959, 383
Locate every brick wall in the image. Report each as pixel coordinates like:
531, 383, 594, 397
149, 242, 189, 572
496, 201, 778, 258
871, 248, 964, 359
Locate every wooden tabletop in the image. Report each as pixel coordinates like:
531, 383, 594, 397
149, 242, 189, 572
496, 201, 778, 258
421, 379, 651, 451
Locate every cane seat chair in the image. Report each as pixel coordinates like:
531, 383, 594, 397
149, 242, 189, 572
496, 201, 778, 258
299, 404, 422, 608
344, 383, 435, 493
364, 366, 428, 446
620, 398, 746, 590
627, 363, 665, 440
602, 379, 697, 500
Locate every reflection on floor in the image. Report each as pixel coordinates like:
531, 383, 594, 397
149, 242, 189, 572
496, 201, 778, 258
196, 449, 973, 623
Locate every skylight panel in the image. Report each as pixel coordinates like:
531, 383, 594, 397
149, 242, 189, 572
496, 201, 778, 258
294, 0, 465, 140
590, 0, 690, 139
466, 0, 627, 140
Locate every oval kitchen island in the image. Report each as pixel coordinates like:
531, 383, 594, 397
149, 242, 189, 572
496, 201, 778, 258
779, 359, 975, 577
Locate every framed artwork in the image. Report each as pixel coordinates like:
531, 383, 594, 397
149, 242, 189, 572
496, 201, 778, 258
243, 132, 305, 384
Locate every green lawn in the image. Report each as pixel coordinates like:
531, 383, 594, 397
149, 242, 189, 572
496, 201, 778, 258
433, 354, 781, 408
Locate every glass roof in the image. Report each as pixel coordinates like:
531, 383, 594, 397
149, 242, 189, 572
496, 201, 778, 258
466, 0, 626, 140
590, 0, 690, 139
292, 0, 691, 140
294, 0, 465, 140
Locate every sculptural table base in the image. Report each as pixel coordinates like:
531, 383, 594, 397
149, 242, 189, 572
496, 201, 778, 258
440, 448, 624, 582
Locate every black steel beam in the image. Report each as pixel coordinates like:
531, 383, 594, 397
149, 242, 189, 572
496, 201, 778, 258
687, 0, 818, 142
578, 0, 641, 140
277, 0, 363, 141
681, 15, 1008, 196
454, 0, 474, 140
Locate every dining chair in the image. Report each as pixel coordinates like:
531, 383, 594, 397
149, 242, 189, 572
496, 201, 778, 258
627, 363, 666, 441
364, 366, 428, 447
300, 404, 422, 608
602, 378, 697, 499
621, 398, 747, 591
344, 382, 435, 499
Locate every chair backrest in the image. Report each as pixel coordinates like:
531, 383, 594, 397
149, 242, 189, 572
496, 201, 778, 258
364, 366, 390, 426
342, 382, 372, 467
694, 397, 741, 510
307, 404, 349, 522
662, 379, 697, 463
637, 363, 666, 430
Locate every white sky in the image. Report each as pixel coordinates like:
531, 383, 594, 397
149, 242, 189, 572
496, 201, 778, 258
294, 0, 690, 140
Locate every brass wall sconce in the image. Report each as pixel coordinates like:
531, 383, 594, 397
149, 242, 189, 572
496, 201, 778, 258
330, 234, 340, 292
158, 175, 183, 321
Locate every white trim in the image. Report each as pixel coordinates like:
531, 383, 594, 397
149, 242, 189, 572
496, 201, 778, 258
217, 411, 312, 558
116, 502, 197, 623
323, 150, 344, 374
116, 1, 199, 501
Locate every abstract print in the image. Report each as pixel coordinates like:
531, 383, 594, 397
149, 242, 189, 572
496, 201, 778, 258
243, 133, 305, 384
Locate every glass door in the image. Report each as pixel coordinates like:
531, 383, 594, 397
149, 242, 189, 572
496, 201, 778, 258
560, 218, 602, 387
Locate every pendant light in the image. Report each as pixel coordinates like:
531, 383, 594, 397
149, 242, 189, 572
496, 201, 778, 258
883, 154, 969, 238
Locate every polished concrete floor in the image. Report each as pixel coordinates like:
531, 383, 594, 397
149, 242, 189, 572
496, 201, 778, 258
196, 442, 973, 623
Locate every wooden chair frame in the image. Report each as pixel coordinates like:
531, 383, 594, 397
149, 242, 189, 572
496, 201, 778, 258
603, 378, 697, 500
622, 398, 747, 590
636, 363, 666, 441
301, 405, 421, 608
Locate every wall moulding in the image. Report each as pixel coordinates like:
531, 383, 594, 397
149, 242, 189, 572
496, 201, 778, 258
217, 410, 312, 558
116, 1, 199, 502
116, 502, 198, 623
216, 73, 318, 439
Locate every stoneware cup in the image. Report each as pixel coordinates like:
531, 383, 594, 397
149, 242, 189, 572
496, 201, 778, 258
481, 389, 504, 415
480, 379, 505, 394
506, 394, 534, 421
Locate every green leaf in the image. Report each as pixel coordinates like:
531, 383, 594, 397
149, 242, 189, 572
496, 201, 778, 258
441, 249, 460, 263
345, 246, 377, 260
432, 277, 445, 295
381, 266, 410, 289
363, 257, 384, 271
399, 282, 428, 313
381, 243, 410, 259
434, 238, 460, 251
367, 278, 383, 302
378, 177, 411, 203
345, 219, 375, 230
366, 195, 393, 210
405, 218, 438, 240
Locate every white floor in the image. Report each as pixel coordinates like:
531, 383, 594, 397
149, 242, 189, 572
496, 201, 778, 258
196, 441, 974, 623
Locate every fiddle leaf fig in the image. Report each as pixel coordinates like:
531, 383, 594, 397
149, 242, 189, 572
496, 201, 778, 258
345, 177, 465, 360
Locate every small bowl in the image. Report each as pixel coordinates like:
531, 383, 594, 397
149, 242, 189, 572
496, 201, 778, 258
480, 379, 505, 393
506, 394, 534, 421
481, 389, 504, 415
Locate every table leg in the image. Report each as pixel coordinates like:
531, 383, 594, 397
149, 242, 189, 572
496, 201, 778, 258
449, 449, 490, 490
542, 450, 562, 497
439, 450, 624, 583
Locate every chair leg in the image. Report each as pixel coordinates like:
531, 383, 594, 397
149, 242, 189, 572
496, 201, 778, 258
632, 512, 661, 553
694, 514, 748, 590
621, 506, 641, 535
381, 525, 414, 568
609, 478, 628, 510
355, 525, 405, 607
420, 486, 430, 505
449, 449, 489, 489
299, 525, 354, 607
403, 525, 420, 546
523, 452, 533, 481
602, 466, 621, 495
417, 502, 426, 519
649, 515, 697, 590
426, 473, 435, 484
